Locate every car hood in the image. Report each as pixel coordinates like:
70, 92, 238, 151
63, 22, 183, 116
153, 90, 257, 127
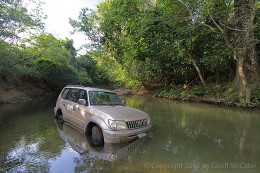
91, 106, 148, 121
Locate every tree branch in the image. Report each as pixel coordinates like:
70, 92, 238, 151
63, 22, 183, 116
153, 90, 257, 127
8, 49, 46, 67
184, 46, 206, 86
209, 15, 223, 33
177, 0, 193, 18
222, 0, 235, 51
219, 22, 246, 32
201, 23, 222, 34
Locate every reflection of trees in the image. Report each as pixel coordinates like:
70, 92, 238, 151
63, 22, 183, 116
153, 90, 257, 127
1, 125, 65, 172
1, 96, 259, 172
126, 96, 260, 166
3, 137, 51, 172
125, 96, 146, 109
0, 100, 65, 172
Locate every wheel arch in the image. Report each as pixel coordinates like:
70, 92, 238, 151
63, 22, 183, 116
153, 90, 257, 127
55, 108, 62, 118
84, 116, 108, 135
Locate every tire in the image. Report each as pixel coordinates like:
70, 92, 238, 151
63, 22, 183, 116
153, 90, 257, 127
92, 125, 104, 146
56, 113, 64, 124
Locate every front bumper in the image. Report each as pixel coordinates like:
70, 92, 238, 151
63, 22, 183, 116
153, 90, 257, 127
103, 124, 152, 143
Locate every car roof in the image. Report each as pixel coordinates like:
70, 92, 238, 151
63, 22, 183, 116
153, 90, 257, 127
64, 85, 115, 93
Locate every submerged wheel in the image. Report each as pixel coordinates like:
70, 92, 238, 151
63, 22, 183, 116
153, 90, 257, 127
92, 125, 104, 146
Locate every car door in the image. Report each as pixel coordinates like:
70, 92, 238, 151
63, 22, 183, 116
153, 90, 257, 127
73, 89, 90, 129
63, 88, 79, 124
60, 88, 72, 121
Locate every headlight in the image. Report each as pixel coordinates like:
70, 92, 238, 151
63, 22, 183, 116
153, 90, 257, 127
108, 119, 127, 130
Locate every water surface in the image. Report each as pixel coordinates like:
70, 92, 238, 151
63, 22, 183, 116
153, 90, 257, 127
0, 96, 259, 173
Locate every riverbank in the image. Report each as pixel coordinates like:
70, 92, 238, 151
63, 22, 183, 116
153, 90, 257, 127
0, 81, 52, 104
114, 85, 260, 109
1, 83, 259, 109
153, 84, 260, 109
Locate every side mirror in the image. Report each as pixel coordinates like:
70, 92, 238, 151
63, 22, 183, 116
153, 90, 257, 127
122, 100, 126, 106
78, 99, 87, 105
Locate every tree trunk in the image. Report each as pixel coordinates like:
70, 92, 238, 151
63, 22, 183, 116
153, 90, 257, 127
236, 52, 252, 102
186, 51, 206, 86
190, 58, 206, 86
234, 0, 260, 102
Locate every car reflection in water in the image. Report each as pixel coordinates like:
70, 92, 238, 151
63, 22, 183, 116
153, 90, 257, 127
56, 121, 147, 161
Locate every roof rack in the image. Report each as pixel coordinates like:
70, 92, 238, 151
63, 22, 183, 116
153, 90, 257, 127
66, 85, 85, 88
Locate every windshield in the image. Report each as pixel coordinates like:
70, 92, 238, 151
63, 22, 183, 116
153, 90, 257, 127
89, 91, 124, 106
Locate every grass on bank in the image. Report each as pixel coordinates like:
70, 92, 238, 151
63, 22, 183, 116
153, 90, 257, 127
154, 83, 260, 108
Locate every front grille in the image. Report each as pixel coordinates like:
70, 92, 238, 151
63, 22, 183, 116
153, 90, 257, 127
127, 119, 147, 129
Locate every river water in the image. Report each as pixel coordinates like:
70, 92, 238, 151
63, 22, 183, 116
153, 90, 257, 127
0, 96, 259, 173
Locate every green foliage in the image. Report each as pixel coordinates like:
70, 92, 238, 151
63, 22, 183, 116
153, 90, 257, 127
24, 34, 95, 89
0, 0, 45, 40
223, 87, 240, 101
92, 51, 126, 87
0, 41, 14, 75
203, 85, 223, 97
0, 0, 104, 90
0, 0, 45, 82
0, 32, 106, 90
34, 57, 92, 89
71, 0, 237, 90
158, 84, 224, 98
156, 84, 260, 108
0, 40, 26, 81
0, 0, 258, 107
252, 85, 260, 100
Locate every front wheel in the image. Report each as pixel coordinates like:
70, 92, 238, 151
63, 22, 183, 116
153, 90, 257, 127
92, 125, 104, 146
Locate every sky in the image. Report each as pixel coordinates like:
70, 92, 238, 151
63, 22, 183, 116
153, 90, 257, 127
42, 0, 101, 54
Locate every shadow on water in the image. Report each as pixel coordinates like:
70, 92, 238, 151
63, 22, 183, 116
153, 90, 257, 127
0, 96, 259, 172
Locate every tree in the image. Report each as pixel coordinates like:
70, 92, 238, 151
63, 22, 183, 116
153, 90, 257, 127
233, 0, 260, 102
0, 0, 45, 41
24, 34, 93, 89
174, 0, 260, 102
71, 0, 251, 93
0, 0, 45, 83
201, 0, 260, 102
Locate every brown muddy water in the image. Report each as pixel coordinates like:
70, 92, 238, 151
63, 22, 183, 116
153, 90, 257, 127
0, 96, 259, 173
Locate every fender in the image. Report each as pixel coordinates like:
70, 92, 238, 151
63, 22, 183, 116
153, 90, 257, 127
84, 115, 110, 133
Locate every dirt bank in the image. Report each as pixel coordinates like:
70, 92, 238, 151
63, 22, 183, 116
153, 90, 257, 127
0, 81, 52, 104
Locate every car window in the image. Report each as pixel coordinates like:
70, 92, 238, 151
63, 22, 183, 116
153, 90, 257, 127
78, 89, 88, 105
61, 88, 70, 99
66, 89, 79, 102
89, 91, 123, 106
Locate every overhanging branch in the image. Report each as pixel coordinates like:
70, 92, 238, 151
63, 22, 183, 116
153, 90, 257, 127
8, 49, 46, 67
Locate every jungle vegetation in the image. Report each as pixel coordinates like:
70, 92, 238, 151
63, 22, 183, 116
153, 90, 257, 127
0, 0, 260, 105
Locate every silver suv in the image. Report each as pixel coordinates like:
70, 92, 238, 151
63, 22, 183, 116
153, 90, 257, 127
54, 85, 152, 145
